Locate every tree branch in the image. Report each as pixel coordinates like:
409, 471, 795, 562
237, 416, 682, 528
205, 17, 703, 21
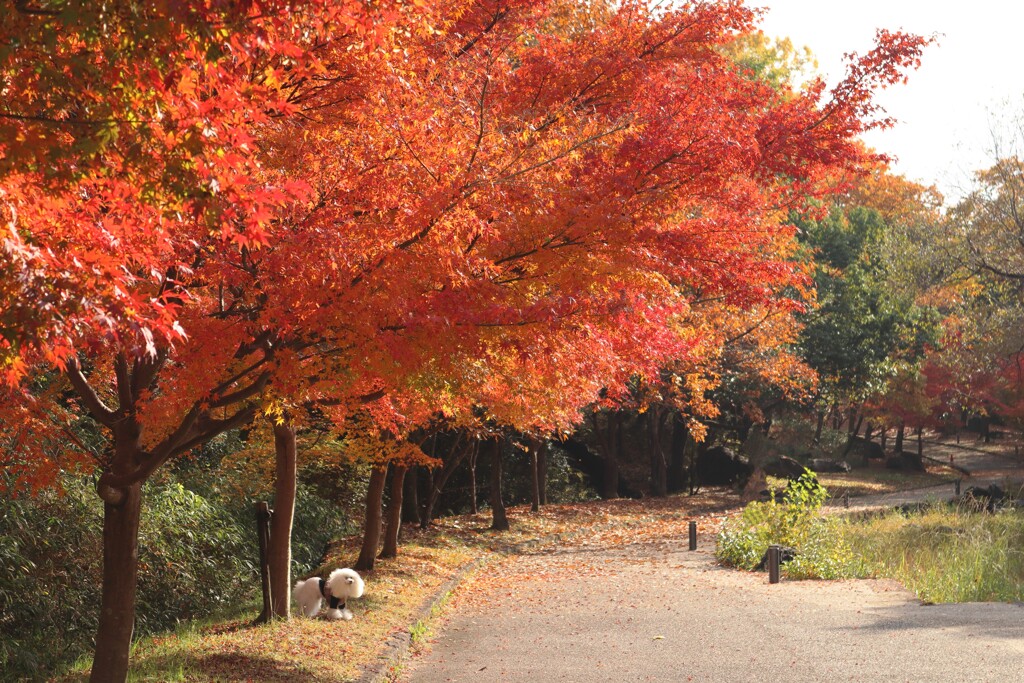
65, 359, 116, 427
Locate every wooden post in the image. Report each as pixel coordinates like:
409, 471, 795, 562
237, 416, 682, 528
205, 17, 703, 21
688, 521, 697, 551
254, 502, 273, 624
955, 479, 961, 497
768, 545, 781, 584
843, 492, 849, 508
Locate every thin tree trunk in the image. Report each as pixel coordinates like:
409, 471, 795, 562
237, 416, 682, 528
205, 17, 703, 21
864, 422, 874, 442
91, 481, 142, 683
530, 440, 540, 512
668, 415, 686, 493
419, 468, 434, 528
401, 466, 419, 524
269, 421, 297, 620
649, 409, 668, 497
595, 412, 620, 499
421, 436, 471, 529
813, 411, 825, 445
895, 421, 906, 453
880, 426, 887, 452
832, 405, 841, 431
469, 443, 479, 514
489, 439, 509, 531
253, 502, 273, 625
917, 426, 924, 459
537, 441, 548, 506
379, 465, 407, 559
356, 464, 388, 571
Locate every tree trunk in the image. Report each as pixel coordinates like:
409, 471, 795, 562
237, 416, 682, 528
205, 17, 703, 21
379, 465, 407, 559
813, 411, 825, 445
70, 350, 267, 681
489, 439, 509, 531
530, 446, 540, 512
420, 434, 471, 529
649, 409, 668, 497
880, 426, 887, 452
595, 412, 620, 500
895, 421, 905, 453
917, 426, 924, 459
253, 502, 273, 625
537, 442, 548, 506
832, 405, 841, 431
864, 422, 874, 442
356, 464, 388, 571
419, 468, 434, 528
469, 443, 479, 514
269, 421, 297, 620
602, 449, 619, 499
90, 481, 142, 683
668, 415, 687, 493
401, 466, 419, 524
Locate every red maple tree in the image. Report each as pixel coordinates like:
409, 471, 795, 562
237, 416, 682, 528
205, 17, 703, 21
1, 2, 930, 680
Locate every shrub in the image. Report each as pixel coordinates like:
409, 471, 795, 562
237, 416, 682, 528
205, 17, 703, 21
0, 478, 102, 679
716, 469, 854, 579
0, 467, 357, 681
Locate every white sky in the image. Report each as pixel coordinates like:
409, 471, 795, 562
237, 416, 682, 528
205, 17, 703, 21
753, 1, 1024, 204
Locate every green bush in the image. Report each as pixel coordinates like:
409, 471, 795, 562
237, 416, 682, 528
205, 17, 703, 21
716, 469, 854, 579
135, 482, 256, 633
0, 478, 102, 679
0, 467, 357, 681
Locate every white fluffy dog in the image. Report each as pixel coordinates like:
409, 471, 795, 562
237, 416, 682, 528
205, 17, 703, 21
294, 568, 365, 620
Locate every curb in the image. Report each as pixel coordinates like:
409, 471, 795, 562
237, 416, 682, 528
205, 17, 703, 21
354, 555, 487, 683
352, 531, 576, 683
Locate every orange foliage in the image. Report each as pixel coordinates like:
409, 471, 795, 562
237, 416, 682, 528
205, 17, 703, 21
0, 1, 931, 488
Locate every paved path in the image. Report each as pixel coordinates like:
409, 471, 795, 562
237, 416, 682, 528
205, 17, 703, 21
402, 437, 1024, 683
403, 539, 1024, 683
824, 437, 1024, 513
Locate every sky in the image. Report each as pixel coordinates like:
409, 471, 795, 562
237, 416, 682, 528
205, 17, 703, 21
753, 1, 1024, 203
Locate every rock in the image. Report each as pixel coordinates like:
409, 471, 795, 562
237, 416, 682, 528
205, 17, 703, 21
763, 456, 805, 480
885, 451, 925, 472
740, 468, 768, 503
809, 458, 850, 473
755, 545, 797, 571
847, 435, 885, 462
696, 446, 753, 486
961, 484, 1005, 512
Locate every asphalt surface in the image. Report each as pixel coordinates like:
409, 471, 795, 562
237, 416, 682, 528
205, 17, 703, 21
404, 439, 1024, 683
403, 539, 1024, 683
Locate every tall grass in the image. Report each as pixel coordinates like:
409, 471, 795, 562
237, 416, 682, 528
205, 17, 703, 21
844, 506, 1024, 603
718, 483, 1024, 604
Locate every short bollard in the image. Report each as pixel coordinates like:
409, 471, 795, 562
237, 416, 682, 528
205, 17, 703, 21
768, 544, 781, 584
688, 521, 697, 551
843, 492, 849, 508
955, 479, 961, 496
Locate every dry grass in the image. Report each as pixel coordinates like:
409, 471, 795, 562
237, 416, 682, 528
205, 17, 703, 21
813, 461, 957, 498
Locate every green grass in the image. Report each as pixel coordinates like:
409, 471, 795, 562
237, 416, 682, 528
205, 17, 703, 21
719, 493, 1024, 604
842, 505, 1024, 603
